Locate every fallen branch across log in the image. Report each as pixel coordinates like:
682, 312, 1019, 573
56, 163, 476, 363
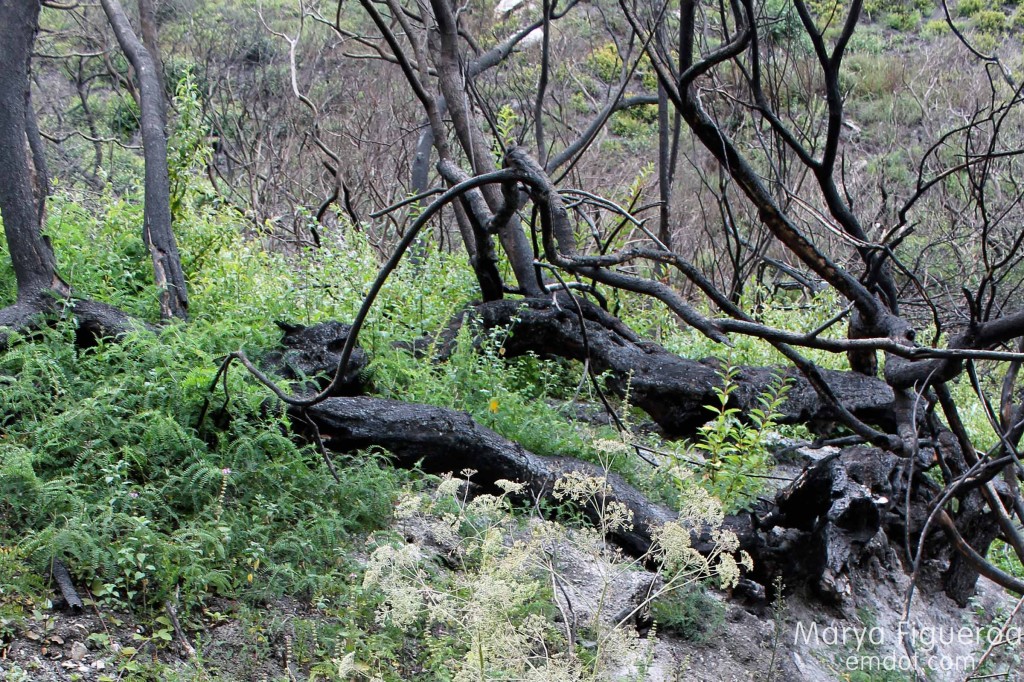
429, 297, 898, 437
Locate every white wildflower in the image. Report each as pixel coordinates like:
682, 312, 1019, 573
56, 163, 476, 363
602, 500, 634, 533
553, 471, 609, 502
393, 492, 423, 519
716, 553, 741, 589
494, 478, 525, 495
435, 473, 463, 500
676, 484, 724, 527
654, 521, 707, 574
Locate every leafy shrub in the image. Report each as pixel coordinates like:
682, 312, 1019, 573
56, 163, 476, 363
957, 0, 987, 17
974, 8, 1009, 31
667, 366, 791, 513
650, 585, 726, 642
924, 19, 952, 34
588, 42, 623, 83
611, 105, 658, 139
885, 9, 921, 30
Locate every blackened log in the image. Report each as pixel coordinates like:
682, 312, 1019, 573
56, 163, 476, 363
443, 297, 896, 436
51, 559, 83, 613
263, 321, 369, 396
73, 299, 154, 346
296, 396, 696, 556
1, 296, 149, 351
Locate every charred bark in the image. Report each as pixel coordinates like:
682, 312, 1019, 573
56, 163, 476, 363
50, 559, 83, 613
757, 447, 899, 602
0, 0, 68, 303
292, 396, 682, 556
0, 2, 151, 351
100, 0, 189, 321
262, 321, 370, 396
136, 0, 166, 102
1, 298, 150, 352
436, 297, 897, 436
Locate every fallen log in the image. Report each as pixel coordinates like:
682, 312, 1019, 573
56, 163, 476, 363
0, 295, 151, 350
292, 396, 691, 557
291, 397, 939, 603
270, 322, 992, 605
430, 297, 897, 437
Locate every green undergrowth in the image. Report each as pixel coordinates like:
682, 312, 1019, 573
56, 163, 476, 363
0, 148, 795, 679
1, 74, 1018, 682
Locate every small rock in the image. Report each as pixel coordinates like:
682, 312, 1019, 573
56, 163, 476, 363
70, 641, 88, 661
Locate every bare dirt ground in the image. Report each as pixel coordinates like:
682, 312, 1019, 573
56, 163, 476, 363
3, 547, 1021, 681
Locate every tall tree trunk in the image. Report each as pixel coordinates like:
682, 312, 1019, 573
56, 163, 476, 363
0, 0, 69, 306
100, 0, 189, 321
136, 0, 166, 103
428, 0, 543, 297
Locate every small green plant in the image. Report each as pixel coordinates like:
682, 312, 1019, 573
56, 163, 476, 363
885, 9, 920, 31
108, 96, 141, 137
957, 0, 988, 17
974, 8, 1009, 32
758, 576, 788, 681
492, 104, 521, 162
610, 104, 658, 139
923, 18, 952, 35
588, 42, 623, 83
649, 584, 725, 642
671, 366, 790, 512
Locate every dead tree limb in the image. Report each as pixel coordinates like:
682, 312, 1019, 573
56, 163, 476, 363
438, 297, 897, 436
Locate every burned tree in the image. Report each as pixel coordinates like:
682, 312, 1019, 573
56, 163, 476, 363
228, 0, 1024, 615
0, 1, 154, 346
0, 0, 70, 332
100, 0, 189, 320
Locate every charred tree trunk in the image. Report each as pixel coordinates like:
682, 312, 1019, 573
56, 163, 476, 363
434, 297, 897, 436
100, 0, 189, 321
0, 0, 69, 310
0, 2, 151, 351
136, 0, 166, 102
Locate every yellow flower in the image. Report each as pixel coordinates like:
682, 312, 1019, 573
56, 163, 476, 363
488, 398, 499, 413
